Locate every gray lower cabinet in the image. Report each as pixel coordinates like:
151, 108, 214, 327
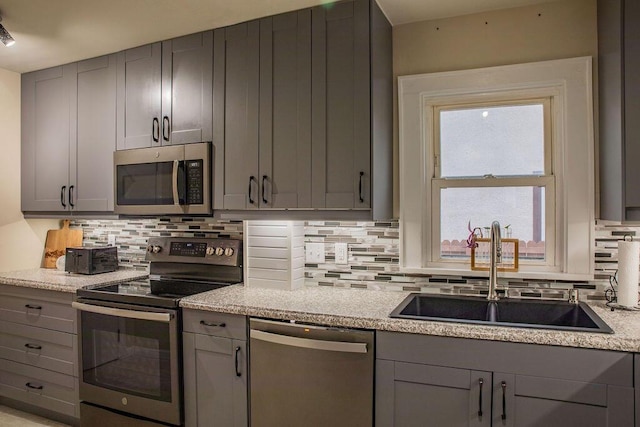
182, 309, 248, 427
22, 55, 116, 213
0, 285, 79, 424
376, 332, 634, 427
117, 32, 213, 150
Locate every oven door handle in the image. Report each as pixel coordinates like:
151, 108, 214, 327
72, 301, 172, 323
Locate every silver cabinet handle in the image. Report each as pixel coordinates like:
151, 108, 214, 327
250, 329, 367, 354
72, 302, 172, 323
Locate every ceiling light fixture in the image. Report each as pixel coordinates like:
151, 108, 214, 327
0, 16, 15, 47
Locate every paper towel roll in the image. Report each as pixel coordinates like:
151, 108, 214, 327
617, 240, 640, 308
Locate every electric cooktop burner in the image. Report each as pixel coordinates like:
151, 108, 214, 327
76, 237, 243, 309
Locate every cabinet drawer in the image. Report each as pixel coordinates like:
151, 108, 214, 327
0, 290, 75, 333
0, 359, 78, 418
183, 310, 246, 340
0, 319, 77, 376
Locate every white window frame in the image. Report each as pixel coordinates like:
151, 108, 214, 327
430, 96, 556, 270
399, 57, 594, 280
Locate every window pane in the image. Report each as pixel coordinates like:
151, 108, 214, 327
439, 104, 545, 178
440, 186, 545, 262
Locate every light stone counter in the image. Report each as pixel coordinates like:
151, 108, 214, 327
181, 284, 640, 353
0, 268, 148, 293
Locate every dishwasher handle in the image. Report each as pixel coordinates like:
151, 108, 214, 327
250, 329, 368, 354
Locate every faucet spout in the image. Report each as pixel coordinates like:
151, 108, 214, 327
487, 221, 502, 301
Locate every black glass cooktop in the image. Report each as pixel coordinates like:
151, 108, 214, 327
77, 279, 229, 308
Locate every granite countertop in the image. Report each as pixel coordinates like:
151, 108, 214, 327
181, 284, 640, 353
0, 268, 148, 293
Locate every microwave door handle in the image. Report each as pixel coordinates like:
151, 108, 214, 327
172, 160, 180, 206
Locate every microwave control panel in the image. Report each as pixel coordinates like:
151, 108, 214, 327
186, 160, 203, 204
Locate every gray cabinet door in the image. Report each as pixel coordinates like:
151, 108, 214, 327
116, 43, 162, 150
161, 32, 213, 145
213, 22, 260, 210
183, 332, 247, 427
624, 0, 640, 216
21, 65, 75, 212
259, 11, 312, 208
73, 55, 116, 212
311, 0, 371, 209
376, 359, 491, 427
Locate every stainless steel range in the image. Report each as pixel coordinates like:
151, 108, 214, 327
72, 236, 242, 426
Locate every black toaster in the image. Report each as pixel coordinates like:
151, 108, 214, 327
65, 246, 118, 275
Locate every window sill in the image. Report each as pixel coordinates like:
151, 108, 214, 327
400, 267, 593, 282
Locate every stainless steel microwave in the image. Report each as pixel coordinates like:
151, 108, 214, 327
114, 142, 211, 215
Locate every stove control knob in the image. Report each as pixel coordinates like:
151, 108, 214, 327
206, 246, 215, 256
224, 247, 234, 257
152, 245, 162, 254
215, 247, 224, 256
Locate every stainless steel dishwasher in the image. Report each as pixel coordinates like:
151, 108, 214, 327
249, 318, 374, 427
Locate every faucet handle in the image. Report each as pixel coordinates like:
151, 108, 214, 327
568, 289, 579, 304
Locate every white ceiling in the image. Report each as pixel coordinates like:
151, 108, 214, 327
0, 0, 560, 74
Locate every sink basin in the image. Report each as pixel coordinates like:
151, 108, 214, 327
390, 293, 613, 333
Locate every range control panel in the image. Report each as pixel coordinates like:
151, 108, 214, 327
146, 237, 241, 267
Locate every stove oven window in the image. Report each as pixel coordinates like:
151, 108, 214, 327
80, 311, 172, 401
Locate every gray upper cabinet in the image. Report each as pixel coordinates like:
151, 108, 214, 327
74, 55, 117, 211
214, 0, 392, 217
117, 32, 212, 150
116, 43, 162, 150
216, 12, 312, 211
213, 22, 260, 210
259, 11, 312, 209
22, 65, 74, 212
311, 0, 392, 218
599, 0, 640, 220
162, 32, 213, 145
22, 55, 116, 213
311, 0, 371, 210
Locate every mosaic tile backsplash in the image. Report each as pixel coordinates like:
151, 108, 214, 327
71, 217, 637, 301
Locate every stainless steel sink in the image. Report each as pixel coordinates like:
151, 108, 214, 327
390, 293, 613, 333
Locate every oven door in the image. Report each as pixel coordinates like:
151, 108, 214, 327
72, 299, 181, 426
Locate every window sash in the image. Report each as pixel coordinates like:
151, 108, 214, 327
429, 176, 556, 269
433, 97, 553, 179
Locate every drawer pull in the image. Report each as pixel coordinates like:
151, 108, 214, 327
26, 382, 43, 390
24, 343, 42, 350
25, 304, 42, 310
501, 381, 507, 420
235, 346, 242, 377
478, 377, 484, 417
200, 320, 226, 328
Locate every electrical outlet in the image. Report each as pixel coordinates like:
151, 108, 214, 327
107, 234, 116, 246
335, 242, 348, 264
305, 242, 325, 263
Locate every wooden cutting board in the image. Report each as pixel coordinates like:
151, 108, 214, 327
44, 220, 83, 268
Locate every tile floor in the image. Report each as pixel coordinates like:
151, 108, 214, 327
0, 405, 69, 427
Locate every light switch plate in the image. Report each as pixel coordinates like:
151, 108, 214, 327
107, 234, 116, 246
306, 242, 325, 263
335, 242, 348, 264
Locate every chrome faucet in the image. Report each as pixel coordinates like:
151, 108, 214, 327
487, 221, 502, 301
